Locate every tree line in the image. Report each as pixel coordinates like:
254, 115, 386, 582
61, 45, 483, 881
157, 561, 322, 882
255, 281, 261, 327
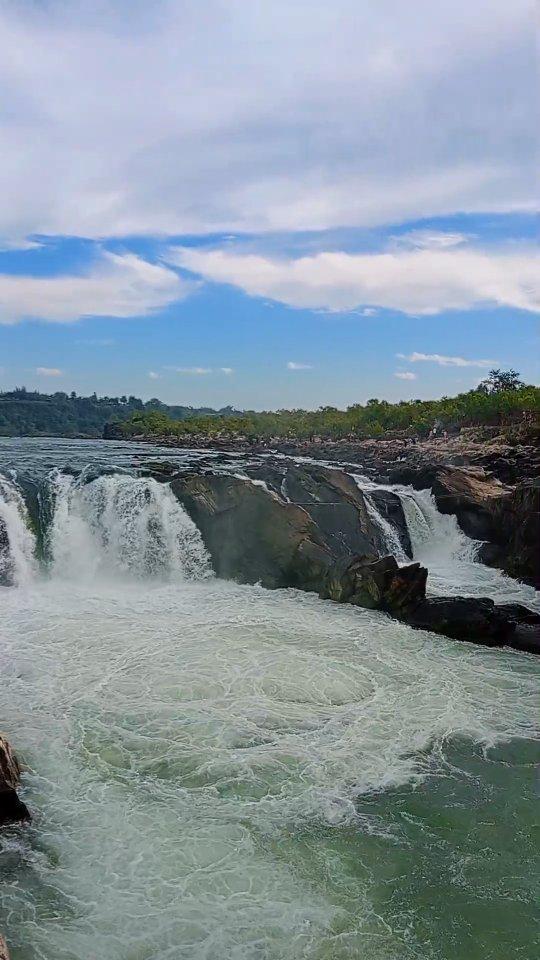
113, 370, 540, 443
0, 388, 237, 437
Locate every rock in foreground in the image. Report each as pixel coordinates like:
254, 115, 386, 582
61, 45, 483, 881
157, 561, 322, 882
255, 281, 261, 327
0, 734, 30, 826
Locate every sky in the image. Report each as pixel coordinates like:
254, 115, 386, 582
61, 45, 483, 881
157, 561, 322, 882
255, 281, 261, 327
0, 0, 538, 410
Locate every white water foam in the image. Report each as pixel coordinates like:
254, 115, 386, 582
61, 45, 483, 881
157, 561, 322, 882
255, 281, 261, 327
2, 578, 539, 959
0, 475, 37, 586
46, 471, 212, 583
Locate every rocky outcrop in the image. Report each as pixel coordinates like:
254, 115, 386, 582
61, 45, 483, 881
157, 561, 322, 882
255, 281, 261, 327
0, 934, 10, 960
163, 462, 540, 654
489, 479, 540, 587
171, 472, 337, 589
401, 597, 540, 654
0, 735, 30, 826
430, 466, 512, 541
170, 464, 381, 590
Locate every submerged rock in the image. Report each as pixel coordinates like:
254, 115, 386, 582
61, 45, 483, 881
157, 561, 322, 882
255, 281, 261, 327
0, 735, 30, 826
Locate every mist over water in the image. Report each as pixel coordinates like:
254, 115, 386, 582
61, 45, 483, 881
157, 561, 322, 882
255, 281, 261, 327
1, 440, 539, 959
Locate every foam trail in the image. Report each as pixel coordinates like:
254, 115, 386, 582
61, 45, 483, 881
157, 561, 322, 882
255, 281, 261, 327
46, 471, 212, 582
0, 475, 37, 586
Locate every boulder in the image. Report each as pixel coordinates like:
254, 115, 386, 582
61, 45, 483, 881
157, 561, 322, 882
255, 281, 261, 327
401, 595, 540, 653
325, 555, 427, 612
170, 472, 336, 590
0, 735, 30, 826
0, 935, 10, 960
430, 466, 512, 541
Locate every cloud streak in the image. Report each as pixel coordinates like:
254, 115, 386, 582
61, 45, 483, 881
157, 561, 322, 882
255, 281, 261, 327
398, 352, 498, 367
287, 361, 313, 370
0, 253, 190, 324
172, 245, 539, 315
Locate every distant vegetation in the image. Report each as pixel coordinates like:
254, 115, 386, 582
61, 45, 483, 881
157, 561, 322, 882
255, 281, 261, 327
114, 371, 540, 444
0, 388, 237, 438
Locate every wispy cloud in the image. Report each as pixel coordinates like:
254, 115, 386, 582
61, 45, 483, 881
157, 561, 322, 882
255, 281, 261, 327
392, 229, 470, 250
148, 370, 160, 380
165, 366, 234, 376
36, 366, 62, 377
397, 352, 498, 367
172, 245, 539, 315
78, 337, 116, 347
169, 367, 212, 375
287, 361, 313, 370
0, 253, 191, 324
394, 371, 417, 380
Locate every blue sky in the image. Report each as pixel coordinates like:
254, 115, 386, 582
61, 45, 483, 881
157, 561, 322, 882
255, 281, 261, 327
0, 1, 537, 410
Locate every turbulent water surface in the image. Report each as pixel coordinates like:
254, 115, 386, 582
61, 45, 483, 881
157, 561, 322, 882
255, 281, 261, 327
1, 439, 539, 960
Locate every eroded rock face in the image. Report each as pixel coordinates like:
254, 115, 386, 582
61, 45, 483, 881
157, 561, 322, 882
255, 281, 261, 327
0, 735, 30, 826
171, 464, 381, 591
430, 466, 512, 541
171, 472, 336, 589
490, 479, 540, 588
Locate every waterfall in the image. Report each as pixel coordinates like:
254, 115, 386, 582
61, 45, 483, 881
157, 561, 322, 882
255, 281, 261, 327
46, 471, 212, 583
0, 475, 37, 586
364, 492, 409, 562
396, 486, 479, 564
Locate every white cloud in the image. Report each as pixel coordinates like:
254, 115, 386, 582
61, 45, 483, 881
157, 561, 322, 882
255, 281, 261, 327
169, 367, 212, 375
220, 367, 234, 375
0, 252, 190, 324
398, 352, 498, 367
360, 307, 378, 316
36, 366, 62, 376
0, 1, 534, 241
148, 370, 160, 379
171, 245, 540, 315
394, 371, 417, 380
287, 361, 313, 370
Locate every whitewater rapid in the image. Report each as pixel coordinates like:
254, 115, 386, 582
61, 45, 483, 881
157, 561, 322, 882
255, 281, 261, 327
1, 449, 539, 960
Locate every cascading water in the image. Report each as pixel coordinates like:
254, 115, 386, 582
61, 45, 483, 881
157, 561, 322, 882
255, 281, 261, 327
355, 473, 540, 609
46, 470, 212, 582
0, 475, 37, 586
363, 491, 409, 562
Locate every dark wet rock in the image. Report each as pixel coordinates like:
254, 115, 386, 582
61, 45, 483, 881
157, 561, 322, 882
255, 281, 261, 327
171, 472, 337, 590
489, 479, 540, 588
401, 597, 514, 647
368, 489, 412, 558
326, 554, 427, 611
0, 735, 30, 826
430, 466, 512, 541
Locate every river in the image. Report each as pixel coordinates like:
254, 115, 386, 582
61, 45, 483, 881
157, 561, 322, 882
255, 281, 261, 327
1, 438, 539, 960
